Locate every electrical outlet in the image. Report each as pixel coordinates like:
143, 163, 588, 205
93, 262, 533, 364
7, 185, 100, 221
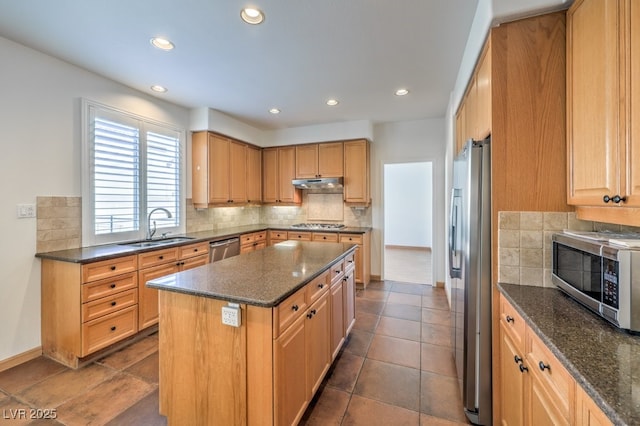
17, 204, 36, 218
221, 304, 241, 327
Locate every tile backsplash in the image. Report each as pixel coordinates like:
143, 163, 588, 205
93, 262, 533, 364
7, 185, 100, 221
36, 196, 81, 252
498, 211, 640, 287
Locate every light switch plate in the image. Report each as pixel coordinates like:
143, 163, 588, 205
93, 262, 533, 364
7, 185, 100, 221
17, 204, 36, 218
222, 304, 241, 327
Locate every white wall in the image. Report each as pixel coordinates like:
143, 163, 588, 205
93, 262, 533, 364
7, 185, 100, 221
384, 162, 432, 247
0, 36, 190, 362
372, 119, 446, 284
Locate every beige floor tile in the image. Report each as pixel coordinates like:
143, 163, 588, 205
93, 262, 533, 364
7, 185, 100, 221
356, 288, 390, 302
104, 388, 166, 426
388, 292, 423, 307
355, 299, 386, 315
422, 295, 449, 311
124, 352, 159, 384
391, 282, 431, 295
0, 357, 67, 395
17, 363, 116, 408
55, 373, 155, 425
353, 311, 380, 333
422, 308, 451, 327
382, 303, 422, 322
421, 323, 452, 347
420, 372, 468, 423
0, 397, 35, 425
421, 343, 456, 377
365, 281, 394, 291
385, 247, 432, 285
325, 351, 365, 393
96, 334, 159, 370
300, 386, 351, 425
343, 395, 420, 425
420, 413, 471, 425
343, 330, 374, 357
354, 359, 420, 411
367, 335, 421, 369
376, 316, 421, 341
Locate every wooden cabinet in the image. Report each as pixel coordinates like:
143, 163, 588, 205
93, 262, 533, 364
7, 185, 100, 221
498, 294, 612, 426
41, 255, 140, 368
268, 230, 288, 246
288, 231, 311, 241
343, 139, 370, 204
263, 146, 301, 204
311, 232, 339, 243
329, 261, 345, 360
343, 258, 356, 336
567, 0, 640, 225
295, 142, 343, 178
192, 131, 261, 207
138, 243, 209, 330
339, 231, 370, 287
240, 231, 267, 253
246, 145, 262, 203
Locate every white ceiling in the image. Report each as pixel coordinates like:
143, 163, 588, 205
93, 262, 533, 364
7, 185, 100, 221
0, 1, 482, 130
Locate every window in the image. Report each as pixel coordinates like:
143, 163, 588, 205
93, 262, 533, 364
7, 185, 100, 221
82, 100, 185, 246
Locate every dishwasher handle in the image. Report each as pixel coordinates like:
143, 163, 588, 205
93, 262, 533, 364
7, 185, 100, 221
209, 237, 240, 248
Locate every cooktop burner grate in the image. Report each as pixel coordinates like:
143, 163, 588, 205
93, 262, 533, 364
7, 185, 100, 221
290, 223, 345, 229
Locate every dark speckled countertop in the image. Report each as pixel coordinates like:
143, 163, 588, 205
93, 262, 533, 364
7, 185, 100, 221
498, 283, 640, 426
34, 224, 371, 264
147, 241, 356, 307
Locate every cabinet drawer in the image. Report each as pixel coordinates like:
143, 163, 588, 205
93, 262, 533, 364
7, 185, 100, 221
82, 305, 138, 356
241, 233, 257, 244
339, 234, 363, 245
331, 259, 345, 283
181, 253, 209, 270
275, 287, 307, 337
288, 231, 311, 241
269, 230, 288, 240
500, 295, 526, 348
179, 242, 209, 259
312, 232, 339, 242
82, 288, 138, 323
526, 330, 574, 418
138, 247, 179, 269
344, 252, 356, 270
82, 272, 137, 303
254, 231, 267, 242
307, 270, 330, 304
82, 255, 137, 283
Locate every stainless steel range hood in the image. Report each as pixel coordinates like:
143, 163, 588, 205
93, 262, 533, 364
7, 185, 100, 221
292, 177, 343, 189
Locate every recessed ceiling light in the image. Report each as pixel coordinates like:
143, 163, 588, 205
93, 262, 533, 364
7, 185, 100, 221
150, 85, 168, 93
150, 37, 174, 51
395, 88, 409, 96
241, 8, 265, 25
326, 99, 339, 106
269, 108, 281, 114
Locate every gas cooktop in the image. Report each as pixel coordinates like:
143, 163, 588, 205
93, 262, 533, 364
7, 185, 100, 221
290, 223, 345, 230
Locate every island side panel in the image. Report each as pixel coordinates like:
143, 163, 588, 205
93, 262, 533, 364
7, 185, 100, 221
246, 305, 275, 426
158, 291, 247, 425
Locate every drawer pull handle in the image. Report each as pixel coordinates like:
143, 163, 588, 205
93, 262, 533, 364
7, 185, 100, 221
519, 363, 529, 373
538, 361, 550, 372
111, 301, 117, 306
514, 355, 523, 364
110, 326, 116, 331
110, 266, 116, 271
348, 260, 354, 263
110, 283, 116, 289
291, 305, 299, 312
318, 283, 324, 289
307, 309, 317, 319
506, 315, 514, 323
159, 255, 164, 260
194, 248, 198, 252
323, 237, 327, 240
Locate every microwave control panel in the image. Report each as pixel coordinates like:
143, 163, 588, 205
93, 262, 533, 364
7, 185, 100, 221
602, 258, 619, 309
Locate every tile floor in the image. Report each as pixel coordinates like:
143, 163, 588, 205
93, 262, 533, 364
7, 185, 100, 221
384, 247, 432, 285
0, 281, 469, 425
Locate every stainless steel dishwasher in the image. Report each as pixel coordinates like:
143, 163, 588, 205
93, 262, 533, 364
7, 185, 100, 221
209, 237, 240, 262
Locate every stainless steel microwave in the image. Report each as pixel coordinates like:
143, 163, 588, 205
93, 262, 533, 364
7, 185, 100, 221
552, 232, 640, 332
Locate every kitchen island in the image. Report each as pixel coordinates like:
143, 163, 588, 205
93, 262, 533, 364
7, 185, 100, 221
147, 240, 357, 425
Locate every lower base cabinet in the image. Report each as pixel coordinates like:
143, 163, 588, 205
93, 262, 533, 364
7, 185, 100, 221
498, 294, 611, 426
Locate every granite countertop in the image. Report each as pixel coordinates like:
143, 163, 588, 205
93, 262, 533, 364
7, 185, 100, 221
147, 241, 357, 307
35, 224, 372, 264
498, 283, 640, 426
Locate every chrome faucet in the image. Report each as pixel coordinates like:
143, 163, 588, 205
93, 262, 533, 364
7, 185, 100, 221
146, 207, 172, 240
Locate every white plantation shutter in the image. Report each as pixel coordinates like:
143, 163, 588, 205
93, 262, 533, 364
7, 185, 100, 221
82, 100, 184, 246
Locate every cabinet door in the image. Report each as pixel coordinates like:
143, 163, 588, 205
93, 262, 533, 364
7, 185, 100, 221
330, 281, 344, 360
229, 140, 247, 203
295, 144, 319, 178
278, 147, 298, 203
274, 314, 308, 426
629, 1, 640, 205
499, 321, 525, 426
191, 131, 209, 207
306, 293, 330, 396
262, 148, 278, 203
344, 140, 369, 203
465, 76, 478, 140
567, 0, 621, 205
456, 104, 467, 156
246, 145, 262, 203
138, 263, 179, 329
476, 43, 492, 140
208, 134, 230, 204
575, 386, 613, 426
318, 142, 344, 177
343, 270, 356, 336
526, 371, 570, 426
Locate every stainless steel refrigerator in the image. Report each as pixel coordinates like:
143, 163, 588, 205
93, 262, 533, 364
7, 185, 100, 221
448, 138, 492, 425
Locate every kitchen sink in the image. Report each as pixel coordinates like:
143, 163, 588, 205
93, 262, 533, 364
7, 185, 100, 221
117, 237, 194, 248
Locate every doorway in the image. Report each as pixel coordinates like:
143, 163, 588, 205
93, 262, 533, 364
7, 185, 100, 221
383, 162, 433, 285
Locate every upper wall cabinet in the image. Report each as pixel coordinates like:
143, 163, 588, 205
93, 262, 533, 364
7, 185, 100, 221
246, 145, 262, 203
567, 0, 640, 225
263, 146, 301, 204
295, 142, 344, 178
192, 131, 260, 207
343, 139, 370, 204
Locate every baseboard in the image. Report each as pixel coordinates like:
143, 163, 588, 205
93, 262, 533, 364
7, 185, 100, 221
384, 245, 431, 251
371, 274, 381, 282
435, 281, 445, 288
0, 346, 42, 372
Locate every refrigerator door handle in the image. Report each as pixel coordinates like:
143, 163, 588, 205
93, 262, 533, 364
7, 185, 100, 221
449, 188, 462, 279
